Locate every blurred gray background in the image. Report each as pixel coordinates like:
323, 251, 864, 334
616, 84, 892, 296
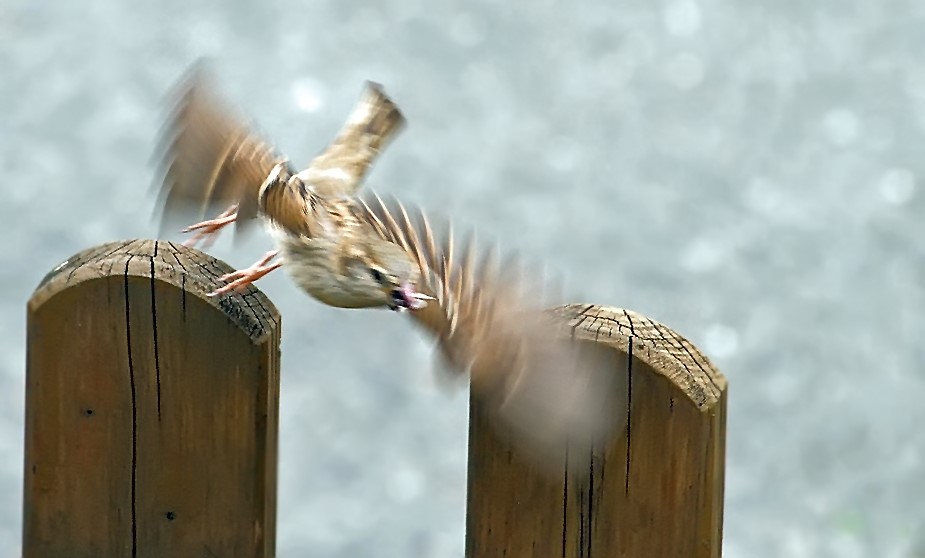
3, 0, 924, 556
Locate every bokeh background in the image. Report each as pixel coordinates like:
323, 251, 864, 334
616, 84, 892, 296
3, 0, 924, 556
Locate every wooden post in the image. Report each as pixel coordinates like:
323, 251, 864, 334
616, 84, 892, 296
24, 239, 281, 558
466, 304, 727, 557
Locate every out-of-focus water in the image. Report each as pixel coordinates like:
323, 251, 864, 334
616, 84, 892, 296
3, 1, 924, 556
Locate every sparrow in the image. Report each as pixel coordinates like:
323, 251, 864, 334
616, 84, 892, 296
156, 67, 431, 311
154, 67, 625, 468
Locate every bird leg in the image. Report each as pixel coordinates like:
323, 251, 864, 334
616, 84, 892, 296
208, 249, 283, 296
182, 204, 239, 248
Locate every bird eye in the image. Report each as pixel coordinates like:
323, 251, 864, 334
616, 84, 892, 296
370, 268, 384, 283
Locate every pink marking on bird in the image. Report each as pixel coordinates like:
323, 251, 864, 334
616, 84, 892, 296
401, 283, 434, 310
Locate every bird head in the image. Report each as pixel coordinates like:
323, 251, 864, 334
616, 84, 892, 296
345, 238, 434, 312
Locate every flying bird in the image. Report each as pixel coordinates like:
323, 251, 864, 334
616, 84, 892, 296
154, 67, 626, 469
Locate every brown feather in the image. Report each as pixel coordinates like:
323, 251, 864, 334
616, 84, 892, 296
355, 195, 626, 467
255, 170, 320, 238
155, 67, 288, 236
156, 71, 405, 243
302, 82, 406, 198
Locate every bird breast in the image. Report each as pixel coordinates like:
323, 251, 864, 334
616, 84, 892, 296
275, 233, 383, 309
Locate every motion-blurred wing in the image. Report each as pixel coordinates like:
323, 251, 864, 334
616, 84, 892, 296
154, 65, 291, 236
356, 194, 627, 468
300, 82, 406, 198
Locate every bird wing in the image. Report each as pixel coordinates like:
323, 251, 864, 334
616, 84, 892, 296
300, 82, 406, 198
154, 66, 303, 237
356, 194, 627, 469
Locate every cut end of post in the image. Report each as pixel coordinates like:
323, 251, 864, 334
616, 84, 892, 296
466, 304, 727, 558
551, 303, 727, 409
30, 239, 279, 342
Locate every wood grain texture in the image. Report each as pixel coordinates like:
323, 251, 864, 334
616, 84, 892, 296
24, 239, 281, 558
466, 304, 727, 558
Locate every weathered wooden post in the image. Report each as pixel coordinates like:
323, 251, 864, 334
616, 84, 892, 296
466, 304, 727, 557
24, 239, 281, 558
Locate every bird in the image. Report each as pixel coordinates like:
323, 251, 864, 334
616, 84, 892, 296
156, 66, 431, 311
154, 66, 626, 470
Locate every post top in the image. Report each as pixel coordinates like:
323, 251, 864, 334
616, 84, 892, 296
30, 239, 280, 343
550, 303, 726, 410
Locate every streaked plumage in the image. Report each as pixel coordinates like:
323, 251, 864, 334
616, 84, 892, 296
358, 195, 625, 466
155, 66, 623, 467
157, 66, 427, 308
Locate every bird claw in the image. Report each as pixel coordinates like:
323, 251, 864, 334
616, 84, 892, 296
182, 205, 239, 249
208, 250, 282, 296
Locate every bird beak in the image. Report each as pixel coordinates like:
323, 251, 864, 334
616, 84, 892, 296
408, 291, 435, 310
391, 283, 434, 312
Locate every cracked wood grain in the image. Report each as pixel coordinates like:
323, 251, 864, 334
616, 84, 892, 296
466, 305, 727, 558
24, 239, 281, 558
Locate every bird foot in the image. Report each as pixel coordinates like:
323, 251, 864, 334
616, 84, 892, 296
208, 250, 282, 296
182, 205, 239, 249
